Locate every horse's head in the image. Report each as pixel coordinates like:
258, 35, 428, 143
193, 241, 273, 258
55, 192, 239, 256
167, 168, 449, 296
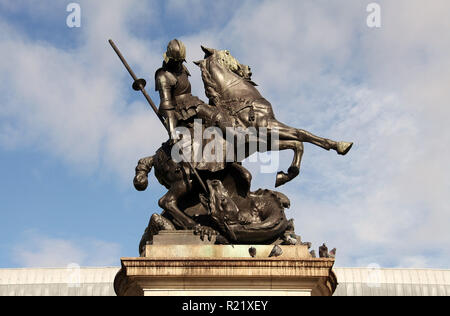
195, 46, 253, 80
194, 46, 255, 104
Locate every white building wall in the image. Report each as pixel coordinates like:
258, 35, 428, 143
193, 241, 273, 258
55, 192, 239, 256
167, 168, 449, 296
0, 267, 119, 296
333, 268, 450, 296
0, 267, 449, 296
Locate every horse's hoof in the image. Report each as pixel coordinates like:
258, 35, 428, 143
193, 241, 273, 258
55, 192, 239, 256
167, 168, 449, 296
276, 167, 300, 187
287, 166, 300, 177
337, 142, 353, 155
275, 171, 289, 188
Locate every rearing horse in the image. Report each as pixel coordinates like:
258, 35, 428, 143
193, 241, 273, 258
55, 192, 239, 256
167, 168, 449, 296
194, 46, 353, 187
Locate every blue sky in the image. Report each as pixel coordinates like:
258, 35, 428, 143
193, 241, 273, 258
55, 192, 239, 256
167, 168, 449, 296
1, 0, 449, 269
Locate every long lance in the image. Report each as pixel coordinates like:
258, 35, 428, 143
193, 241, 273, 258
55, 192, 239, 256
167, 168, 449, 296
109, 39, 208, 194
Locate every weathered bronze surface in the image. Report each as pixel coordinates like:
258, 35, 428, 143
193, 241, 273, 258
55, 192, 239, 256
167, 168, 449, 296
110, 39, 352, 252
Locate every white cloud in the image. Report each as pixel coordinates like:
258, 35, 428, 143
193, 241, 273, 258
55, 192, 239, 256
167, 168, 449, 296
0, 0, 167, 181
12, 231, 120, 268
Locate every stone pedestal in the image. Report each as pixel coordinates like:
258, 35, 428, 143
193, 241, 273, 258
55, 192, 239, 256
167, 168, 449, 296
114, 231, 337, 296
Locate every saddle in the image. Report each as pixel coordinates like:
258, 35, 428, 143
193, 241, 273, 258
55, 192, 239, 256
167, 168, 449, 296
174, 93, 204, 121
218, 97, 261, 127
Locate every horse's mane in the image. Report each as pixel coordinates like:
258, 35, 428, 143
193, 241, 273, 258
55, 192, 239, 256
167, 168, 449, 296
199, 51, 257, 105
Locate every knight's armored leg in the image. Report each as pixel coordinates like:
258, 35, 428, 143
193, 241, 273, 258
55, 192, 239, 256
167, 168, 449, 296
196, 102, 233, 132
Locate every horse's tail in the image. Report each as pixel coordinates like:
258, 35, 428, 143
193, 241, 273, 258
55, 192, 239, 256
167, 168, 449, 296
133, 156, 154, 191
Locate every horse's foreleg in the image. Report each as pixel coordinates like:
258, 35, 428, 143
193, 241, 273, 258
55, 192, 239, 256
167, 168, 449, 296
297, 129, 333, 150
158, 183, 197, 229
297, 129, 353, 155
273, 139, 304, 187
268, 120, 353, 155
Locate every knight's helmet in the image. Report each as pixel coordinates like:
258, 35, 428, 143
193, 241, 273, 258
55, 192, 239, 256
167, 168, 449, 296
163, 39, 186, 63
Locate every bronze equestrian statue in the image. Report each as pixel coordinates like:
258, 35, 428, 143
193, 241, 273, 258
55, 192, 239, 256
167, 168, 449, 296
110, 39, 352, 249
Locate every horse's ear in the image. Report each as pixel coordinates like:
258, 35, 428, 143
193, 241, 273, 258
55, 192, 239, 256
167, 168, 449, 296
193, 60, 203, 67
201, 45, 214, 57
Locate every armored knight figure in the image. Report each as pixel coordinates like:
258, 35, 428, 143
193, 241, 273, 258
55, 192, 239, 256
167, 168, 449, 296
155, 39, 202, 141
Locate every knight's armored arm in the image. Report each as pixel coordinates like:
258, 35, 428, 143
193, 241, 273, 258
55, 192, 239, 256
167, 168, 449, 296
158, 87, 174, 111
155, 69, 178, 141
155, 70, 176, 111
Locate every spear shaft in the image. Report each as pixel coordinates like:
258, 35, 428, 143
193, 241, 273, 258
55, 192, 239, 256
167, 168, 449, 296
109, 39, 164, 125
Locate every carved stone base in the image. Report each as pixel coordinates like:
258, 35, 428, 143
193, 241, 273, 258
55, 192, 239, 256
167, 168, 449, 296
152, 230, 216, 245
114, 243, 337, 296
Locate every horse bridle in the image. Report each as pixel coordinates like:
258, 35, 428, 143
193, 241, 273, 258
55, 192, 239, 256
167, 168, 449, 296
208, 56, 247, 98
219, 77, 244, 96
